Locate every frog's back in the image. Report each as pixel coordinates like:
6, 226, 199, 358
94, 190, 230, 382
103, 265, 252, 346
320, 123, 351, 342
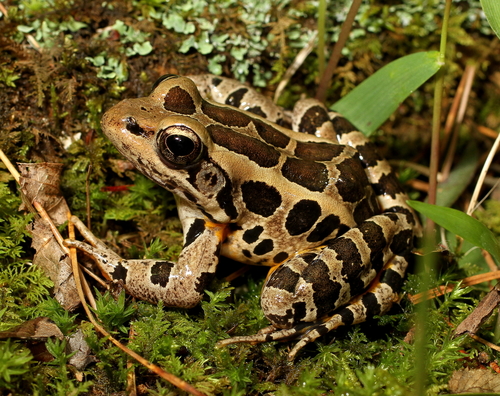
188, 93, 381, 266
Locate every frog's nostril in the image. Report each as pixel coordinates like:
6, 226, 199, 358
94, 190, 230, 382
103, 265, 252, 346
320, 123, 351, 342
124, 116, 151, 138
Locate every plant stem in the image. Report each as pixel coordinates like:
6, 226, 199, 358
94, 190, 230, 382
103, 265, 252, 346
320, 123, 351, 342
317, 0, 326, 78
413, 1, 452, 395
427, 0, 451, 219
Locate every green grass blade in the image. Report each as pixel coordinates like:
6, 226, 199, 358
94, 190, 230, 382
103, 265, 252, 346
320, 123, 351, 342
481, 0, 500, 38
408, 200, 500, 264
332, 51, 441, 135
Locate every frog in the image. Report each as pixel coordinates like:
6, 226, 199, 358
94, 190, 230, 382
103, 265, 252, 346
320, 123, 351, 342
65, 74, 420, 360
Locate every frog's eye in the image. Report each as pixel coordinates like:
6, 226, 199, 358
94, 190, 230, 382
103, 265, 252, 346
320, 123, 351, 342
157, 125, 203, 166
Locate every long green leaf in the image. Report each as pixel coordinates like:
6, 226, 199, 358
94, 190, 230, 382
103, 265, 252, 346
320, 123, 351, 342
408, 200, 500, 264
332, 51, 441, 135
481, 0, 500, 39
436, 142, 478, 207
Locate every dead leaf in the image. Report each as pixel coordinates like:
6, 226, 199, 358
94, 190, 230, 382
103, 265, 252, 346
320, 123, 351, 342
18, 162, 70, 224
449, 368, 500, 393
455, 283, 500, 337
18, 162, 80, 310
0, 317, 63, 340
0, 318, 95, 369
66, 328, 96, 370
0, 317, 63, 363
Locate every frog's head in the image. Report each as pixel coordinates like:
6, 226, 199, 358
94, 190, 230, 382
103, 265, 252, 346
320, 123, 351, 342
101, 75, 236, 221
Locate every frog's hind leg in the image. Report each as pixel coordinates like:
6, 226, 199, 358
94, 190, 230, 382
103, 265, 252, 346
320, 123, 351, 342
218, 254, 408, 360
187, 74, 285, 124
284, 254, 408, 360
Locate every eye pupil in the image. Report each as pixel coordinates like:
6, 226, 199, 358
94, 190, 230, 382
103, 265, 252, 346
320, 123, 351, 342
167, 134, 195, 156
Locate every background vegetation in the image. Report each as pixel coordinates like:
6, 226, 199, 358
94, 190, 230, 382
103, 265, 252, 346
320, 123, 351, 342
1, 0, 500, 394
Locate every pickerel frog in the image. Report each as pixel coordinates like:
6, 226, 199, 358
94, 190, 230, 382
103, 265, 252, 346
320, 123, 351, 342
66, 74, 420, 359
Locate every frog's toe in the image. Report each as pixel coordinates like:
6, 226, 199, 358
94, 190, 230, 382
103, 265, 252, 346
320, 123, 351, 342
64, 239, 122, 262
287, 316, 346, 360
216, 321, 327, 360
218, 311, 355, 360
217, 326, 301, 348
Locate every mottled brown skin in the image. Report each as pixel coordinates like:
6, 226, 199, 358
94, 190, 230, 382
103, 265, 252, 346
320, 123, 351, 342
66, 74, 420, 360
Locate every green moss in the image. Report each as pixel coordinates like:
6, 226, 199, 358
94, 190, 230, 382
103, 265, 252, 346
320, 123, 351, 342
0, 340, 33, 390
476, 200, 500, 235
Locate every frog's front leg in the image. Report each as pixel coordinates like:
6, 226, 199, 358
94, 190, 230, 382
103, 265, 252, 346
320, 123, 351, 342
65, 216, 226, 308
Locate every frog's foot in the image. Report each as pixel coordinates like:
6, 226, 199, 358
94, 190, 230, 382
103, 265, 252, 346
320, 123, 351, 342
219, 255, 408, 360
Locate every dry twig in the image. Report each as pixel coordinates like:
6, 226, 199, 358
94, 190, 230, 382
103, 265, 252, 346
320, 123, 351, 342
315, 0, 362, 102
408, 270, 500, 304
